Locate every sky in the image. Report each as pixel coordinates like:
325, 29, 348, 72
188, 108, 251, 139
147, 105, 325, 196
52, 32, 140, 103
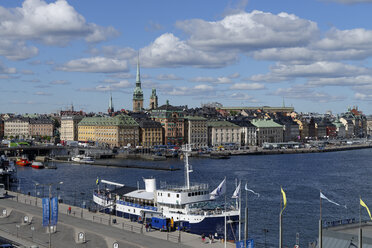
1, 0, 372, 114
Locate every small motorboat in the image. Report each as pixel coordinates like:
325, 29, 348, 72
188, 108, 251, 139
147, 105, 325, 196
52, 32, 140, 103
31, 161, 44, 169
71, 155, 95, 164
16, 158, 31, 166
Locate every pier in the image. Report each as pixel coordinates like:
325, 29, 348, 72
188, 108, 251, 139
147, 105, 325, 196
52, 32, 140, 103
0, 192, 235, 248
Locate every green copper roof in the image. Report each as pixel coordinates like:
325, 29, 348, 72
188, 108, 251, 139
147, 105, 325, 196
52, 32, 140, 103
251, 119, 283, 128
78, 115, 139, 127
207, 121, 239, 128
185, 116, 207, 121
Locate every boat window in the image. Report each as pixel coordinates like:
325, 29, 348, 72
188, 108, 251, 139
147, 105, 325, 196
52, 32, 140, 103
176, 194, 179, 198
168, 193, 170, 197
188, 193, 191, 197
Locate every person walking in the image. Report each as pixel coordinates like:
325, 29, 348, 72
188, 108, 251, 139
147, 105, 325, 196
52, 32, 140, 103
201, 233, 205, 243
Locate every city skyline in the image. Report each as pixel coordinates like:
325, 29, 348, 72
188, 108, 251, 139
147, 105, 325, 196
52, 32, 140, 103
1, 0, 372, 114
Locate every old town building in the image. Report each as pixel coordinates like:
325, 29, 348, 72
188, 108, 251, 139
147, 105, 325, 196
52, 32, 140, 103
29, 118, 54, 137
184, 116, 208, 149
207, 120, 241, 147
251, 119, 283, 146
4, 117, 30, 139
138, 119, 163, 148
60, 115, 84, 141
133, 58, 144, 112
78, 115, 139, 148
151, 101, 185, 145
149, 88, 158, 110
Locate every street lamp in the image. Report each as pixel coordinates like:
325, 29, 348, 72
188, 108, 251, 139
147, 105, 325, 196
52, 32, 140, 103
46, 181, 63, 248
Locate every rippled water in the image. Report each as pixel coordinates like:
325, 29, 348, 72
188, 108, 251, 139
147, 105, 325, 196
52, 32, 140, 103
14, 148, 372, 247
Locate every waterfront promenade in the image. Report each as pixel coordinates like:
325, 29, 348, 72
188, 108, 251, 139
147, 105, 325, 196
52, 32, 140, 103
0, 192, 236, 248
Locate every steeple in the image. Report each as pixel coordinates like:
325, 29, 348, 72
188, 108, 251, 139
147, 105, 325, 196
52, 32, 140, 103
133, 52, 144, 112
136, 53, 141, 87
108, 92, 114, 114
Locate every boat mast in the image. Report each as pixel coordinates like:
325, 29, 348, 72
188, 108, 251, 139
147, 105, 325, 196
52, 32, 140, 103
184, 144, 192, 189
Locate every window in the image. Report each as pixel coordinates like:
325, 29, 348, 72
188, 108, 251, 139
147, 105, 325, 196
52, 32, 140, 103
168, 193, 170, 197
176, 194, 179, 198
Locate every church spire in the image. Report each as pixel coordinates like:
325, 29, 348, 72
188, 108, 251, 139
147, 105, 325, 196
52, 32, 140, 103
136, 53, 141, 87
108, 91, 114, 114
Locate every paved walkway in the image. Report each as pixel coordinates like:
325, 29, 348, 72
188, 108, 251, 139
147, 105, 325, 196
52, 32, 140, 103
0, 191, 235, 248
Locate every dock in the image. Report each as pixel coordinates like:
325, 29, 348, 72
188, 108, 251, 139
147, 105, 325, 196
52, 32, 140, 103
0, 191, 236, 248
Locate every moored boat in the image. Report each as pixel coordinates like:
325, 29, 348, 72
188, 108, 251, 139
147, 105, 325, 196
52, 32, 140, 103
71, 155, 95, 164
31, 161, 44, 169
16, 157, 31, 166
93, 145, 239, 240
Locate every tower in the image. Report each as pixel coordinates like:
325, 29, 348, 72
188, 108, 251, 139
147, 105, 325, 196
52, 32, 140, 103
149, 88, 158, 110
132, 55, 144, 112
108, 92, 114, 115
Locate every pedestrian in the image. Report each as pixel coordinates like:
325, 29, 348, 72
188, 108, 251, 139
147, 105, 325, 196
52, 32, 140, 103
145, 223, 149, 232
209, 234, 212, 244
68, 206, 71, 214
201, 233, 205, 243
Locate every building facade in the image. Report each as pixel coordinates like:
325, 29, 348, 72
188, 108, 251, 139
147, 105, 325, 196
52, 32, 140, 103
151, 102, 185, 145
184, 116, 208, 149
207, 121, 241, 147
133, 58, 144, 112
29, 118, 54, 137
78, 115, 139, 148
139, 119, 163, 147
4, 117, 30, 139
0, 119, 4, 139
229, 119, 257, 147
60, 115, 84, 141
251, 119, 283, 146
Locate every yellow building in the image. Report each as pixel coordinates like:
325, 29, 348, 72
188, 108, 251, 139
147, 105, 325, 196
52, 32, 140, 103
78, 115, 139, 148
138, 119, 163, 147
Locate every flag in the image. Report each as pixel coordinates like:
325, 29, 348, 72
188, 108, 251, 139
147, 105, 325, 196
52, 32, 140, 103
210, 178, 226, 200
320, 192, 346, 208
280, 187, 287, 215
244, 183, 260, 197
360, 198, 372, 220
96, 177, 99, 185
232, 182, 241, 199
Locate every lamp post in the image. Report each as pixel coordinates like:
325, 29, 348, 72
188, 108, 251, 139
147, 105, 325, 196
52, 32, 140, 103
46, 181, 63, 248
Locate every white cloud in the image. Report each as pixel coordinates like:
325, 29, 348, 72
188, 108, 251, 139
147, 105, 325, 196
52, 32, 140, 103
249, 62, 370, 82
140, 33, 237, 68
0, 40, 38, 61
273, 85, 344, 102
0, 62, 16, 74
307, 75, 372, 87
166, 84, 215, 96
34, 91, 52, 96
215, 77, 233, 84
228, 92, 257, 101
229, 83, 265, 90
57, 57, 128, 73
80, 80, 132, 92
0, 0, 118, 46
189, 77, 215, 83
176, 10, 318, 52
50, 80, 70, 85
355, 92, 372, 101
156, 74, 183, 80
228, 72, 240, 79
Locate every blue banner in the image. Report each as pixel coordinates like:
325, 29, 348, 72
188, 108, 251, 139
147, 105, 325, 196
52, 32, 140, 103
235, 239, 254, 248
50, 197, 58, 226
42, 198, 49, 227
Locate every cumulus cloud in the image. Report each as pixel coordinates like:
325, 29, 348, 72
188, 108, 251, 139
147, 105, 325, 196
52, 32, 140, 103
249, 62, 370, 82
215, 77, 233, 84
50, 80, 70, 85
57, 57, 128, 73
176, 10, 318, 52
0, 0, 118, 46
0, 62, 16, 74
140, 33, 237, 68
354, 92, 372, 101
189, 77, 215, 83
273, 85, 344, 102
156, 74, 183, 80
229, 83, 265, 90
0, 40, 38, 61
307, 75, 372, 87
166, 84, 215, 96
228, 92, 258, 101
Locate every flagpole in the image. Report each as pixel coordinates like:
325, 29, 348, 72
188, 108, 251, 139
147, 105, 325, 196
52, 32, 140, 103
319, 190, 322, 248
224, 177, 227, 248
360, 196, 362, 248
239, 180, 241, 242
279, 187, 282, 248
244, 183, 248, 248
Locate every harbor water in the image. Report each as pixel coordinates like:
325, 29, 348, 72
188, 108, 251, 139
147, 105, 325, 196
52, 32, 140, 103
12, 148, 372, 247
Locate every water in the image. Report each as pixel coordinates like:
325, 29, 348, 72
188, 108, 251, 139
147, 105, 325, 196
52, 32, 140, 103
13, 149, 372, 247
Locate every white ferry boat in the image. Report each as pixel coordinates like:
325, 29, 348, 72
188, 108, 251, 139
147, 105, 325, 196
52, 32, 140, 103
93, 145, 240, 240
71, 155, 95, 164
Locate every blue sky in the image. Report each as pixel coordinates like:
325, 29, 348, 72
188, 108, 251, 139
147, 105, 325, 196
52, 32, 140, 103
1, 0, 372, 114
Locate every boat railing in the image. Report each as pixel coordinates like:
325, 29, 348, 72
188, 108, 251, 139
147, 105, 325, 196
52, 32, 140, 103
160, 183, 209, 192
